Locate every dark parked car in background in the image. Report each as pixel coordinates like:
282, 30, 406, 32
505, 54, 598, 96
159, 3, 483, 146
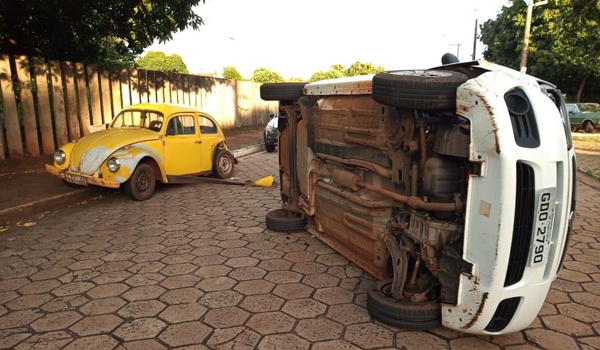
566, 102, 600, 133
263, 113, 278, 152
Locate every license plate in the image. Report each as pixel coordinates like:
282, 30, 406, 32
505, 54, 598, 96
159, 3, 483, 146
65, 173, 88, 186
530, 188, 556, 267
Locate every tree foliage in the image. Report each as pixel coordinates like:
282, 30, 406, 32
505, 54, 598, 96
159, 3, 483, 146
136, 51, 189, 74
251, 68, 284, 83
0, 0, 205, 64
222, 66, 244, 80
309, 61, 385, 82
480, 0, 600, 101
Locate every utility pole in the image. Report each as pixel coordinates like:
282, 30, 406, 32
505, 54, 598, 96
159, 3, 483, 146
520, 0, 548, 73
472, 18, 478, 60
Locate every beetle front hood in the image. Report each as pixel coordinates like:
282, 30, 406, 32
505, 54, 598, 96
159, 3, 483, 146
69, 128, 159, 175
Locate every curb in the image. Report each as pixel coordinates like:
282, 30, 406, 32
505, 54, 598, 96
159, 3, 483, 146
0, 144, 266, 225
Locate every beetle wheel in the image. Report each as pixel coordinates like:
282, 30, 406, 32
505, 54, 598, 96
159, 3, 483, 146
213, 149, 235, 179
372, 70, 468, 110
124, 163, 156, 201
266, 209, 307, 233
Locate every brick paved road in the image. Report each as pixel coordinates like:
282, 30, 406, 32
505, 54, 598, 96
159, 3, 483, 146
0, 151, 599, 349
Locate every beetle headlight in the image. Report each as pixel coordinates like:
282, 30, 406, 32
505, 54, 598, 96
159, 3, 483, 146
107, 157, 121, 172
54, 150, 66, 165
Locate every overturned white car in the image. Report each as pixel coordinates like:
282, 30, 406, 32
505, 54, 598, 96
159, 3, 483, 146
260, 55, 577, 335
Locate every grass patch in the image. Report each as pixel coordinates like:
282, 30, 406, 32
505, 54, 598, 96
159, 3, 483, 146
573, 134, 600, 150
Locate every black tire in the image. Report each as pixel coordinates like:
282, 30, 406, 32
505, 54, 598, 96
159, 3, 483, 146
265, 144, 276, 153
124, 163, 156, 201
583, 121, 594, 133
213, 149, 235, 179
372, 70, 468, 110
367, 279, 441, 330
260, 82, 307, 101
265, 209, 307, 233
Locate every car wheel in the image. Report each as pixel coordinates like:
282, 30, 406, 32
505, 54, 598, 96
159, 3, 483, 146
583, 121, 594, 133
124, 163, 156, 201
372, 70, 468, 110
367, 279, 441, 330
260, 82, 307, 101
265, 209, 307, 233
213, 149, 235, 179
265, 144, 276, 153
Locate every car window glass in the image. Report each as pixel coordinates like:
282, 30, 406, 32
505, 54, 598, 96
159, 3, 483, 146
199, 116, 217, 134
166, 115, 196, 135
112, 110, 163, 129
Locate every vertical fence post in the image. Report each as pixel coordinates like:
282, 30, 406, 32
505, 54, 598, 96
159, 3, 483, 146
15, 55, 40, 156
0, 54, 24, 157
32, 57, 56, 155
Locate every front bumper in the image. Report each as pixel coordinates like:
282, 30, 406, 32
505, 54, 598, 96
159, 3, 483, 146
45, 164, 121, 188
442, 71, 575, 334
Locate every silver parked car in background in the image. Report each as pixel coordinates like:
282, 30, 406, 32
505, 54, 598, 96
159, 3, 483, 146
263, 113, 278, 152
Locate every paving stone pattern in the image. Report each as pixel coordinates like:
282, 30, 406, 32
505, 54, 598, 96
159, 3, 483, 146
0, 151, 599, 349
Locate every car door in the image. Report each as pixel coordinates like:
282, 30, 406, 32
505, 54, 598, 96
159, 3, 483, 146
163, 114, 204, 175
197, 114, 223, 172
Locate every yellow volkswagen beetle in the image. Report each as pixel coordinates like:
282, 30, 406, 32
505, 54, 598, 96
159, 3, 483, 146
45, 103, 236, 201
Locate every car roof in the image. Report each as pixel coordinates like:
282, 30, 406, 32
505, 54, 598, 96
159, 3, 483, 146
121, 103, 206, 116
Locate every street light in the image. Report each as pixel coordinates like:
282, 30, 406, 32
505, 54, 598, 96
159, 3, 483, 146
520, 0, 548, 73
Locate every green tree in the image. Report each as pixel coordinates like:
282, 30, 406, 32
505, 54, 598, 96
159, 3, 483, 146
0, 0, 205, 64
222, 66, 244, 80
136, 51, 189, 74
251, 68, 284, 83
309, 64, 346, 82
346, 62, 385, 76
480, 0, 600, 101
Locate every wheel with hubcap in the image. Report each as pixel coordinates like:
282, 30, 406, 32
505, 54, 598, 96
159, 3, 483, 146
124, 163, 156, 201
265, 209, 307, 233
583, 121, 594, 133
372, 70, 468, 110
213, 149, 235, 178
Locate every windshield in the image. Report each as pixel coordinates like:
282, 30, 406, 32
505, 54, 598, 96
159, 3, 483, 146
111, 110, 164, 131
579, 103, 600, 113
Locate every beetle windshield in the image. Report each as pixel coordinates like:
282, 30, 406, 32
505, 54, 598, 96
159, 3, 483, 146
111, 110, 164, 131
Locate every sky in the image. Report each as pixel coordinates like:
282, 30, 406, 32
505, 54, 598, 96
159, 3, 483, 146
145, 0, 513, 80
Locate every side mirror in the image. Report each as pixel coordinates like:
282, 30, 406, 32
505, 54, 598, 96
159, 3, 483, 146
269, 113, 275, 119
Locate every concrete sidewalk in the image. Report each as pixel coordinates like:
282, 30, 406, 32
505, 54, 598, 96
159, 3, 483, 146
0, 129, 266, 225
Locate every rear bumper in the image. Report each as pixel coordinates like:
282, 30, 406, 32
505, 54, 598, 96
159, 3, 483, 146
442, 71, 576, 334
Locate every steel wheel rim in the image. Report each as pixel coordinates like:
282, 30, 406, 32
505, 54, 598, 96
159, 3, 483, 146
136, 171, 150, 192
219, 155, 232, 173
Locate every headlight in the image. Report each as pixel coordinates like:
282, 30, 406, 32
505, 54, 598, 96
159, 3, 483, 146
54, 150, 66, 165
107, 157, 121, 172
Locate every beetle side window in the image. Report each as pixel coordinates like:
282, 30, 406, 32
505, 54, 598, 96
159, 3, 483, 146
166, 115, 196, 135
199, 116, 217, 134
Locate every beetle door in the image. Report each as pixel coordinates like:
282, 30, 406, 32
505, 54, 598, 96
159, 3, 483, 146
197, 115, 223, 170
163, 114, 204, 175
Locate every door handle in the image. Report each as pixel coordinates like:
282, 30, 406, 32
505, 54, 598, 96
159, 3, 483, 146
195, 140, 202, 144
